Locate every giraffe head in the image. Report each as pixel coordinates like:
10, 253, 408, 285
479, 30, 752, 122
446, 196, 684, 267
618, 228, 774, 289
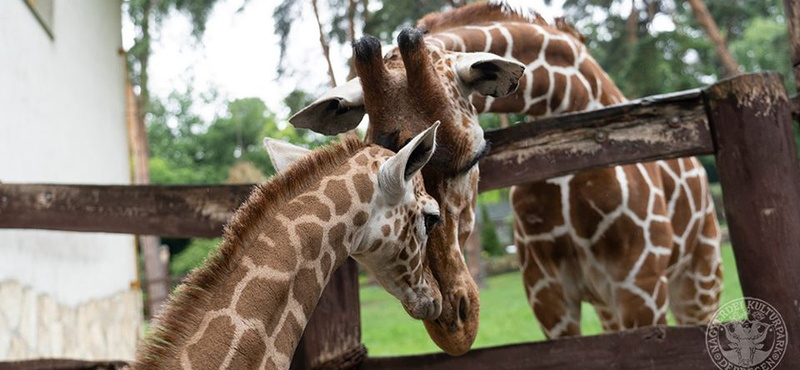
289, 29, 524, 355
266, 123, 444, 320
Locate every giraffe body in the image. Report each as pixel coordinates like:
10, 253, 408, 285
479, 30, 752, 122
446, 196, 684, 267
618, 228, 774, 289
132, 126, 444, 370
420, 1, 723, 337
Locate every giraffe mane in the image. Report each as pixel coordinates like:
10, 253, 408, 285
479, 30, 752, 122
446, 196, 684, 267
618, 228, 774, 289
417, 1, 585, 44
132, 137, 366, 370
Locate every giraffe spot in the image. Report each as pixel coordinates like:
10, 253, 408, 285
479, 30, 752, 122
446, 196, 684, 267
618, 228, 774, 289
236, 276, 288, 322
187, 315, 235, 370
352, 173, 374, 204
293, 267, 323, 318
671, 188, 692, 236
353, 211, 368, 226
381, 225, 391, 236
331, 162, 352, 176
249, 223, 296, 272
513, 182, 563, 236
570, 75, 590, 111
367, 239, 382, 253
282, 195, 330, 221
206, 263, 249, 311
545, 39, 575, 67
512, 25, 544, 61
488, 28, 508, 56
274, 311, 304, 357
471, 95, 487, 112
328, 222, 348, 264
625, 167, 651, 221
228, 329, 267, 370
549, 73, 568, 112
445, 69, 455, 81
409, 253, 419, 270
530, 66, 550, 99
528, 100, 548, 117
298, 222, 324, 260
393, 218, 401, 234
324, 179, 352, 216
579, 60, 600, 99
398, 247, 409, 260
355, 153, 369, 165
370, 161, 380, 172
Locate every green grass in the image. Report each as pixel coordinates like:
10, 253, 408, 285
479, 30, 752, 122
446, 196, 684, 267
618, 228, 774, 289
360, 243, 743, 356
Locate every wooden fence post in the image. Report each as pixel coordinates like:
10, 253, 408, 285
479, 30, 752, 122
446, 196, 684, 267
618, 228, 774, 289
704, 72, 800, 369
290, 258, 365, 370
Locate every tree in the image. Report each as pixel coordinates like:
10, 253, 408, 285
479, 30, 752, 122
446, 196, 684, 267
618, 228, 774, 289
480, 205, 505, 256
685, 0, 741, 77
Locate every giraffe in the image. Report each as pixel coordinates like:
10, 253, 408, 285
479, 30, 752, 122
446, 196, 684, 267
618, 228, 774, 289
416, 1, 724, 337
290, 0, 722, 341
131, 125, 445, 370
290, 31, 525, 355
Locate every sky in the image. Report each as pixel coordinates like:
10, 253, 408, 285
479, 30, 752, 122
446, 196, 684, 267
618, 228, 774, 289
120, 0, 672, 122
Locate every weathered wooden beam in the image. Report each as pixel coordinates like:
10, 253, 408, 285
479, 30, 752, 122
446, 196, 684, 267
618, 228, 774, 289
705, 72, 800, 369
0, 359, 127, 370
0, 183, 253, 238
478, 88, 713, 192
362, 325, 718, 370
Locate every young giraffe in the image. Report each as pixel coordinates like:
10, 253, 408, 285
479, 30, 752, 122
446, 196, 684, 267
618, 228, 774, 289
290, 31, 526, 354
131, 125, 444, 370
418, 1, 723, 337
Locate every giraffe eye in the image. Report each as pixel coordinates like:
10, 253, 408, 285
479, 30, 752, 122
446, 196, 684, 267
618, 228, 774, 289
423, 213, 441, 235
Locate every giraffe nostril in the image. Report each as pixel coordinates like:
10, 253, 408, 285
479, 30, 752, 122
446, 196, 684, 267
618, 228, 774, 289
458, 295, 468, 323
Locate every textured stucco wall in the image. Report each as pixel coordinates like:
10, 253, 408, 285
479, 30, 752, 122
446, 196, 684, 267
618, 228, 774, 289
0, 0, 141, 361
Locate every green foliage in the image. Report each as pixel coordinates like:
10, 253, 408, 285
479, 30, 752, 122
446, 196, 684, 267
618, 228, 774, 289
480, 205, 505, 256
729, 16, 794, 93
170, 238, 221, 277
147, 90, 327, 185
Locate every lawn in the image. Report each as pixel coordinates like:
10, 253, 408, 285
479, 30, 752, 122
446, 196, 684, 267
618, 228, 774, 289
360, 243, 743, 356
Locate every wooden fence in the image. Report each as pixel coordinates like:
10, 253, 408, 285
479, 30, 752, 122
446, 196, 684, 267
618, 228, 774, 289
1, 71, 799, 370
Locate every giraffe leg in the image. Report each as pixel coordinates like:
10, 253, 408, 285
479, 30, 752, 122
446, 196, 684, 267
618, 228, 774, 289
669, 209, 723, 325
517, 238, 582, 338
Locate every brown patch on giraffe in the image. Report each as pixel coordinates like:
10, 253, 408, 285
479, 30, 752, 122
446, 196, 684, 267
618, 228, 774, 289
593, 215, 646, 281
570, 75, 590, 111
186, 315, 235, 370
626, 167, 651, 221
382, 225, 391, 236
330, 162, 352, 176
670, 186, 692, 237
354, 153, 369, 165
353, 211, 368, 226
528, 100, 548, 117
488, 28, 509, 56
352, 173, 374, 204
545, 39, 575, 67
328, 222, 348, 263
282, 195, 330, 222
471, 95, 487, 112
274, 312, 304, 356
236, 276, 287, 321
512, 182, 564, 236
204, 263, 249, 312
511, 25, 544, 62
324, 179, 352, 216
293, 268, 323, 318
549, 73, 568, 112
579, 60, 600, 99
297, 222, 324, 260
321, 252, 333, 277
228, 329, 267, 370
249, 222, 297, 272
367, 239, 383, 253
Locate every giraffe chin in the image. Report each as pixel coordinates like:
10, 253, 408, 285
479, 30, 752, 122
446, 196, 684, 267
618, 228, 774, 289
403, 293, 443, 321
422, 285, 480, 356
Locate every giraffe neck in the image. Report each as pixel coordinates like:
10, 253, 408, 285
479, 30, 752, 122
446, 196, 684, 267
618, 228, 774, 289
175, 200, 369, 370
131, 138, 374, 370
425, 16, 626, 117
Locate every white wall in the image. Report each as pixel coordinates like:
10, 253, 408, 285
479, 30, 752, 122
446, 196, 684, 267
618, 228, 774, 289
0, 0, 141, 360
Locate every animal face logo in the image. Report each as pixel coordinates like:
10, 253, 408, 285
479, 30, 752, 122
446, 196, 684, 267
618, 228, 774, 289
706, 298, 788, 370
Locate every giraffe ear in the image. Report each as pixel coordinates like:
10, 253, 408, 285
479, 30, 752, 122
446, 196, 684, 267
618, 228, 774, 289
288, 77, 365, 135
263, 138, 311, 173
455, 52, 525, 97
379, 121, 439, 203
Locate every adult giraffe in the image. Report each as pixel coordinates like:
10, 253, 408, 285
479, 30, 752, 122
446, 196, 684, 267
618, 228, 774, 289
416, 1, 723, 338
292, 0, 722, 341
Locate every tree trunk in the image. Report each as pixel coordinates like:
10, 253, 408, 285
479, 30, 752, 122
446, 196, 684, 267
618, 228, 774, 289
312, 0, 337, 88
626, 2, 638, 46
685, 0, 741, 77
346, 0, 358, 81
